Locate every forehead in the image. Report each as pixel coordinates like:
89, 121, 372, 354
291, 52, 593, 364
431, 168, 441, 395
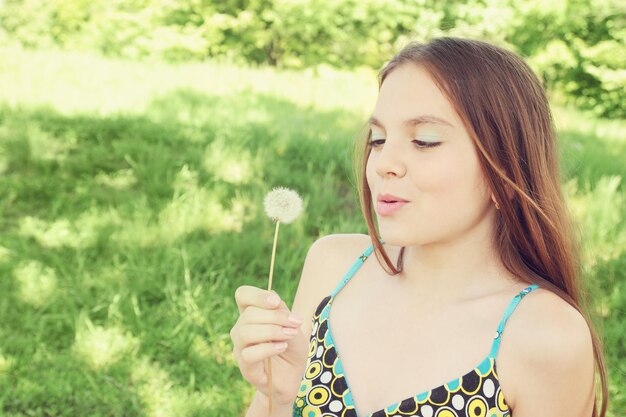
372, 63, 459, 127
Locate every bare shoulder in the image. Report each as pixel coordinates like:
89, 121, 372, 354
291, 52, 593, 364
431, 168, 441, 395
498, 287, 596, 416
306, 233, 372, 266
289, 234, 371, 339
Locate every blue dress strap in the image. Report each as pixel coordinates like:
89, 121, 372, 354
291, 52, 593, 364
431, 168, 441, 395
489, 283, 540, 359
330, 244, 375, 297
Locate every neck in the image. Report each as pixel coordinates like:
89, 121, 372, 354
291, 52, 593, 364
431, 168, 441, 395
391, 216, 517, 300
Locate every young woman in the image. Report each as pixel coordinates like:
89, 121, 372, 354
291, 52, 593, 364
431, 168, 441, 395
230, 37, 608, 417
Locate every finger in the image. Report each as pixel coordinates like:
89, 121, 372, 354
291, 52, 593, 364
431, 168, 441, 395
277, 298, 291, 311
239, 341, 289, 365
241, 305, 304, 328
238, 323, 300, 347
235, 285, 283, 314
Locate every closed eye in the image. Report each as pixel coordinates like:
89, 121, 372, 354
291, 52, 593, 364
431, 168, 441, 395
367, 139, 441, 149
413, 139, 441, 148
368, 139, 386, 147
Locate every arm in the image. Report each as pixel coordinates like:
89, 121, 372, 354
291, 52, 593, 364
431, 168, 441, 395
504, 292, 596, 416
290, 234, 371, 354
243, 233, 370, 417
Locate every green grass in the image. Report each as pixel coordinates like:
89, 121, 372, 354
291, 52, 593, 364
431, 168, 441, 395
0, 45, 624, 416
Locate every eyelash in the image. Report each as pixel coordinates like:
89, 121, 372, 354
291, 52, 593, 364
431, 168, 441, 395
367, 139, 441, 149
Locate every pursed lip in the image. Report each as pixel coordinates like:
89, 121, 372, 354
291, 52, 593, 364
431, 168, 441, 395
377, 193, 409, 203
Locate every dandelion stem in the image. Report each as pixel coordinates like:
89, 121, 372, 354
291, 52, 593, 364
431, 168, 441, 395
268, 221, 280, 292
267, 220, 280, 415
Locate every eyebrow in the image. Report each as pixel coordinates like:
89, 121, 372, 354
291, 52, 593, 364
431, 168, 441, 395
369, 115, 454, 128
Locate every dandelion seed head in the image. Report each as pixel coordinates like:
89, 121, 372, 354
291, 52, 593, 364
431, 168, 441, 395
263, 187, 303, 224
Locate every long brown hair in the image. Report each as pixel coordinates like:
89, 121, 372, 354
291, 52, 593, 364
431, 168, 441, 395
354, 37, 608, 416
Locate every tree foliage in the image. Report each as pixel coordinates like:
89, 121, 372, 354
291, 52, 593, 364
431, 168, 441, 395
0, 0, 623, 117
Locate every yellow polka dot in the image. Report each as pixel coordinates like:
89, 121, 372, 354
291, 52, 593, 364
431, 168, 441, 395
308, 386, 330, 406
306, 361, 322, 379
467, 397, 487, 417
435, 409, 457, 417
302, 404, 321, 417
309, 338, 317, 358
497, 389, 509, 411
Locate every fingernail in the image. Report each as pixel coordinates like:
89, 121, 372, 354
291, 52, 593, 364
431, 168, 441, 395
266, 293, 280, 306
288, 313, 303, 324
275, 342, 288, 350
283, 327, 298, 335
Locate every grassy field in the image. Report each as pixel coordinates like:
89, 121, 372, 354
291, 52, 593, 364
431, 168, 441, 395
0, 44, 624, 416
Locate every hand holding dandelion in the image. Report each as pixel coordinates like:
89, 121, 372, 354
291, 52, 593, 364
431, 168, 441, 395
263, 187, 303, 414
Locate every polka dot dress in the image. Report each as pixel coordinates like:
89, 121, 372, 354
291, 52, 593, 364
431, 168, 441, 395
292, 244, 540, 417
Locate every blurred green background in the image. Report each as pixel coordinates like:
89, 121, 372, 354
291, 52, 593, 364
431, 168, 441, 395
0, 1, 623, 416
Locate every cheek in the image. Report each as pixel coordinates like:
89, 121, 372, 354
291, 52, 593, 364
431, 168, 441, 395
413, 149, 484, 202
407, 153, 461, 193
446, 153, 490, 210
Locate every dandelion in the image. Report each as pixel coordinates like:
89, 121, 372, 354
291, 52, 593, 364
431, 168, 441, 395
264, 187, 303, 224
263, 187, 303, 414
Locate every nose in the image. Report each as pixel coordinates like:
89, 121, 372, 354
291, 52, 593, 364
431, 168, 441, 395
374, 139, 406, 178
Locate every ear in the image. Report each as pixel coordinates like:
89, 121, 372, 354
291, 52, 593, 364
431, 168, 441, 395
490, 182, 515, 204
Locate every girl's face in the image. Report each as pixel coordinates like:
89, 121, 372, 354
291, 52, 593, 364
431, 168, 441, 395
366, 63, 494, 247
